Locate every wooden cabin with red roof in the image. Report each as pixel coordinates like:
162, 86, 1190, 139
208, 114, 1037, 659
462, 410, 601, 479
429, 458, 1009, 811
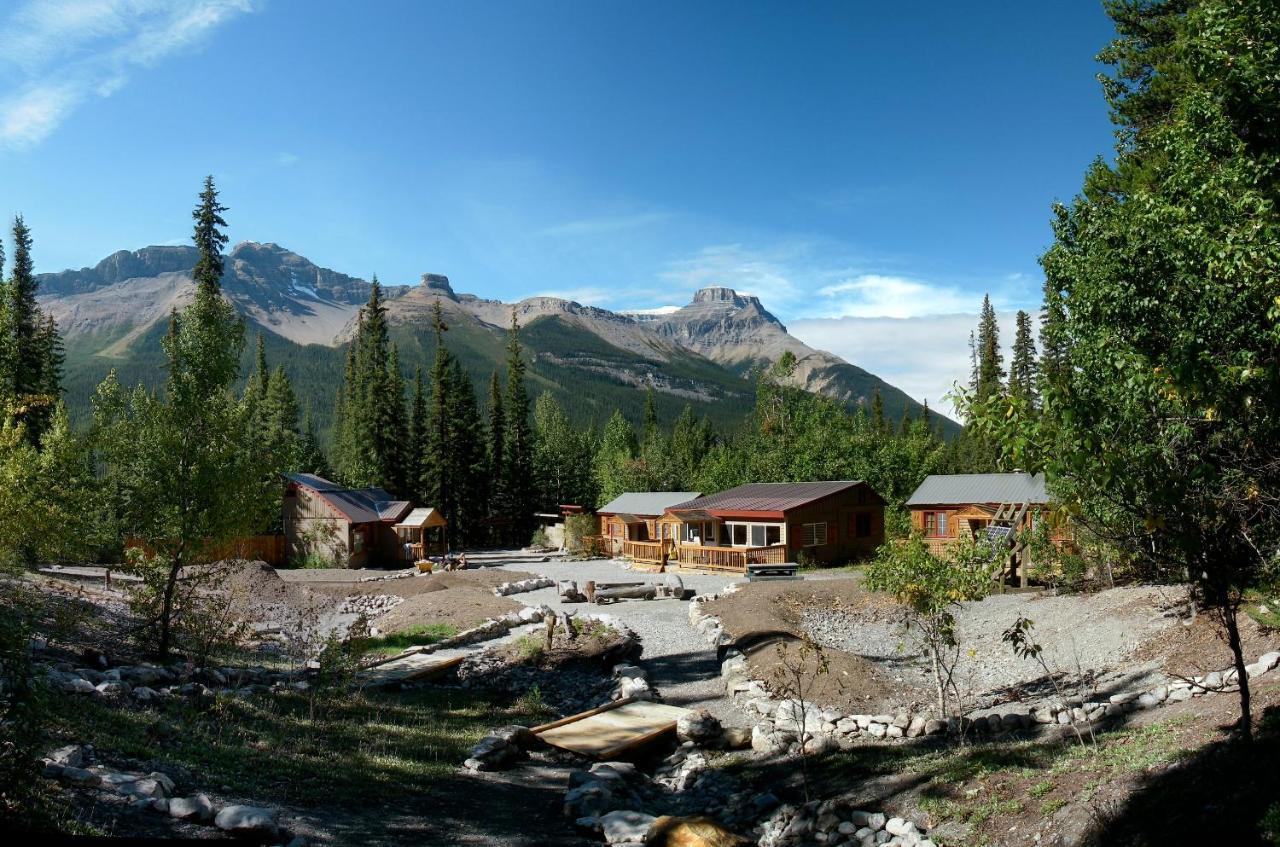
659, 480, 885, 572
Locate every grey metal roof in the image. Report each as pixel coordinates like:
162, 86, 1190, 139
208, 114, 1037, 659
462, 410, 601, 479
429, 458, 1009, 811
906, 473, 1049, 507
597, 492, 702, 516
285, 473, 412, 524
669, 481, 872, 514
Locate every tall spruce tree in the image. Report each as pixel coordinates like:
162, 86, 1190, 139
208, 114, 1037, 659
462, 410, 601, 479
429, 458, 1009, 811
297, 407, 331, 478
501, 311, 534, 545
1038, 276, 1070, 396
424, 299, 456, 544
2, 217, 61, 443
446, 359, 487, 546
408, 365, 429, 503
1007, 309, 1039, 406
974, 294, 1004, 403
485, 370, 506, 543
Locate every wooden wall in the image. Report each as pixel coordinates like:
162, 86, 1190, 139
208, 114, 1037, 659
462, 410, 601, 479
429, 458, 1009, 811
784, 495, 885, 564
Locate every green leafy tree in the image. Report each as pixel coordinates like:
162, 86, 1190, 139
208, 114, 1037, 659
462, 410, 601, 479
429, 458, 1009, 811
963, 0, 1280, 740
592, 410, 641, 506
93, 176, 265, 657
533, 392, 596, 510
865, 535, 997, 716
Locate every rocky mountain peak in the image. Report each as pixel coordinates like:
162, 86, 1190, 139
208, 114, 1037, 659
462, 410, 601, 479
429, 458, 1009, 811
692, 286, 754, 306
420, 273, 456, 299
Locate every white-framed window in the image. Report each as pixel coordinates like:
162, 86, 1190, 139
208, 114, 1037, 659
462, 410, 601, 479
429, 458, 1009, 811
724, 522, 784, 547
801, 522, 828, 547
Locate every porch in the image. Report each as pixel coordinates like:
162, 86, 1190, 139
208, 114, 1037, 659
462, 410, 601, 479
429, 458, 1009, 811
673, 543, 786, 573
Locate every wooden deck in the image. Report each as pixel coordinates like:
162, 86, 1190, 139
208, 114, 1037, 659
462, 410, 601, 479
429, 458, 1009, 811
620, 539, 673, 564
674, 543, 786, 573
359, 652, 466, 687
532, 697, 691, 759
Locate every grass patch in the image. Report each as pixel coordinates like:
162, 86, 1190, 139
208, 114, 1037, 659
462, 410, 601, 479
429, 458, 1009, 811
43, 682, 541, 806
515, 634, 545, 662
358, 623, 459, 658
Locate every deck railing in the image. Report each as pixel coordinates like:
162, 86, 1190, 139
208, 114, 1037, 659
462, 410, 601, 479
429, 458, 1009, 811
621, 539, 672, 564
674, 544, 786, 573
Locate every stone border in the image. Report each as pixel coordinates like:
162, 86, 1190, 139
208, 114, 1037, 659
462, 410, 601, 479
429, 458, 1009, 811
493, 576, 557, 596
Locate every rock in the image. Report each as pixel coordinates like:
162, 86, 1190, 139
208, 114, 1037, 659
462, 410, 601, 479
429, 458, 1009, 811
518, 606, 543, 623
752, 723, 780, 754
59, 766, 99, 787
148, 771, 176, 795
923, 719, 945, 735
1204, 671, 1223, 690
885, 817, 916, 837
490, 725, 537, 749
214, 805, 279, 837
132, 686, 158, 703
906, 716, 927, 738
117, 777, 167, 800
867, 722, 887, 738
63, 677, 96, 694
849, 811, 886, 830
48, 744, 85, 767
169, 793, 215, 822
886, 724, 904, 738
721, 726, 752, 750
803, 734, 838, 755
1137, 693, 1159, 709
677, 709, 722, 745
644, 815, 750, 847
600, 810, 657, 844
1258, 650, 1280, 673
150, 798, 169, 814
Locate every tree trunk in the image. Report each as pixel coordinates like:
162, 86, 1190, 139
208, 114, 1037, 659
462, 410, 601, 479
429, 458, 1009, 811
932, 647, 946, 718
158, 551, 182, 658
1222, 600, 1253, 742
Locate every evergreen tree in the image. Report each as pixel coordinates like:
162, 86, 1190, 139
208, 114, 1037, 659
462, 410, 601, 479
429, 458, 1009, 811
871, 390, 886, 433
974, 294, 1004, 403
485, 370, 506, 543
642, 387, 659, 443
1007, 309, 1039, 406
423, 299, 456, 543
593, 409, 640, 506
447, 359, 487, 546
297, 408, 331, 478
2, 217, 61, 443
1038, 276, 1070, 395
407, 365, 429, 503
501, 312, 534, 544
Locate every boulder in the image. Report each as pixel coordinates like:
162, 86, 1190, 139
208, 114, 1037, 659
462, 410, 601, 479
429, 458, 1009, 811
47, 745, 85, 767
1258, 650, 1280, 673
721, 726, 752, 750
169, 793, 215, 822
63, 677, 96, 694
600, 810, 657, 844
644, 815, 751, 847
214, 805, 279, 837
677, 710, 722, 746
59, 766, 100, 787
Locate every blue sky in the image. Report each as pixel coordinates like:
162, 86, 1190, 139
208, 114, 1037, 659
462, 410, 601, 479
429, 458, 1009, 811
0, 0, 1118, 412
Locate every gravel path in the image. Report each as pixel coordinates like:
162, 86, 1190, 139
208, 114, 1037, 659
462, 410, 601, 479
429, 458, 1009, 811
802, 584, 1189, 710
483, 554, 746, 723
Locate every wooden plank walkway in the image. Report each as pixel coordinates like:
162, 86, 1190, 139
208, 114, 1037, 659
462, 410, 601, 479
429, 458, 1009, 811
532, 698, 691, 759
359, 652, 466, 687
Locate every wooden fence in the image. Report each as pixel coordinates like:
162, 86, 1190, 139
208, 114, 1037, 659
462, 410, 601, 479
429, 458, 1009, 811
124, 535, 288, 567
674, 544, 786, 573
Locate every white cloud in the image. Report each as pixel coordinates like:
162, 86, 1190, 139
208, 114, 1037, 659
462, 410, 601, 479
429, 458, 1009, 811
790, 311, 1025, 418
0, 0, 254, 150
275, 151, 300, 167
659, 243, 813, 309
815, 274, 979, 319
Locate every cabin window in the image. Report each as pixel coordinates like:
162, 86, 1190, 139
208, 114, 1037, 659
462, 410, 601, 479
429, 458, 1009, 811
801, 522, 828, 547
854, 512, 872, 538
766, 525, 781, 546
731, 524, 748, 546
924, 512, 948, 537
353, 529, 365, 553
686, 523, 701, 543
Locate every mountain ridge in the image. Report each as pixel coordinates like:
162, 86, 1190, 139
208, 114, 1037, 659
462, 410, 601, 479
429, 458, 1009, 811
37, 242, 958, 434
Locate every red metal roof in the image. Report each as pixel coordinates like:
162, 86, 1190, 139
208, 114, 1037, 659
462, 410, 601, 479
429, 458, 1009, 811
668, 481, 873, 515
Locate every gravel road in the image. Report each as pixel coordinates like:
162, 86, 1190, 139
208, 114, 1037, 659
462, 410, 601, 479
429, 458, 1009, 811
485, 555, 746, 722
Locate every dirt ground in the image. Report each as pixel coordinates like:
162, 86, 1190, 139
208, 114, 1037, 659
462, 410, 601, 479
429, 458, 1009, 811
706, 580, 913, 713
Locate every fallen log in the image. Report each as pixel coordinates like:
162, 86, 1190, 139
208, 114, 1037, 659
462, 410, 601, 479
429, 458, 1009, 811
593, 585, 658, 604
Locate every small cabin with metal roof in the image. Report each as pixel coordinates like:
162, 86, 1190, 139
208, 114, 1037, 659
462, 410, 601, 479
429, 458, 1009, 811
282, 473, 416, 567
906, 472, 1055, 555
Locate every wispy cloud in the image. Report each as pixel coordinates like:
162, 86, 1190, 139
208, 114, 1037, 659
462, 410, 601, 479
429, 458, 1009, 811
538, 211, 669, 238
791, 311, 1025, 419
659, 242, 820, 309
275, 151, 300, 167
0, 0, 255, 150
816, 274, 979, 319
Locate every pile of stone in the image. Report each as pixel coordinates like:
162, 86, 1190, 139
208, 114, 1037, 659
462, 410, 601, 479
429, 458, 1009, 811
493, 576, 557, 596
358, 571, 416, 582
611, 664, 654, 702
758, 801, 935, 847
43, 661, 308, 704
463, 725, 539, 772
337, 593, 403, 617
42, 744, 295, 843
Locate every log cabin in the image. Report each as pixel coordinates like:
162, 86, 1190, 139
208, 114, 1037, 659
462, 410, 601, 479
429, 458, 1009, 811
283, 473, 415, 567
906, 472, 1055, 557
596, 492, 702, 560
658, 481, 886, 572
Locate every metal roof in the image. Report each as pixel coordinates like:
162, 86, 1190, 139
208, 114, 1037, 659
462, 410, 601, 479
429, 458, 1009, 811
906, 473, 1049, 507
395, 507, 447, 529
284, 473, 412, 524
597, 492, 702, 516
669, 481, 869, 514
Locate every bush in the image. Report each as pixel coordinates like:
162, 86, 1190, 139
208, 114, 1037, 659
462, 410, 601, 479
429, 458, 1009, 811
563, 513, 600, 554
529, 528, 550, 549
